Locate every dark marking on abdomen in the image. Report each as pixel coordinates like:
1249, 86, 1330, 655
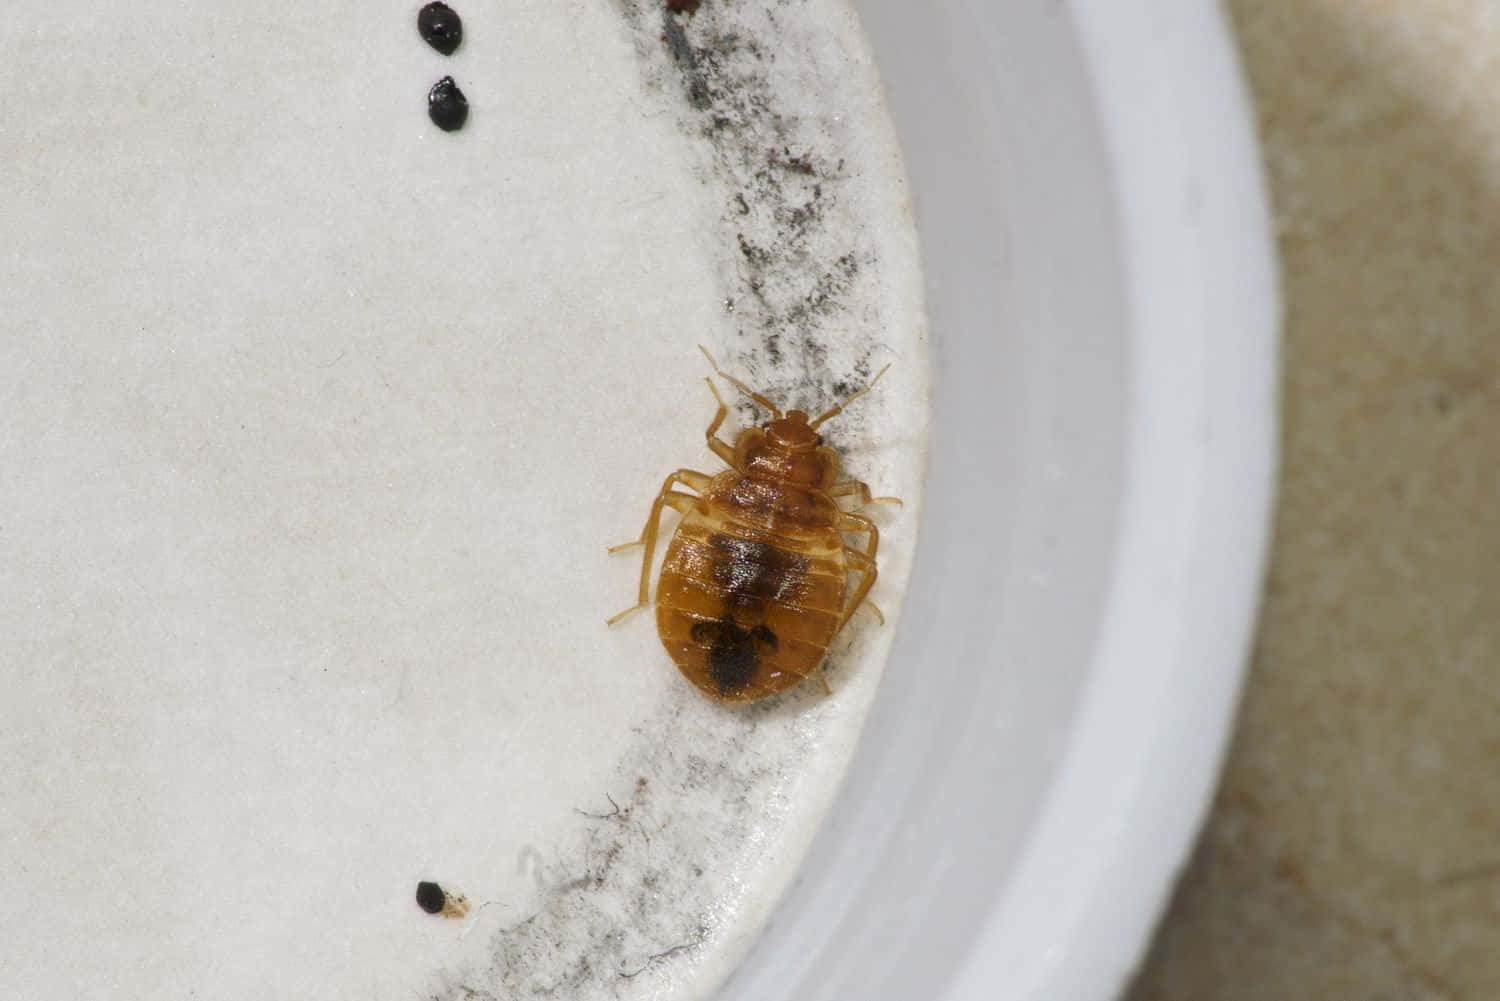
707, 534, 809, 612
691, 619, 778, 695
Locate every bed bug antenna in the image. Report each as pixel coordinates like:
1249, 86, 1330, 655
698, 344, 783, 419
809, 363, 891, 429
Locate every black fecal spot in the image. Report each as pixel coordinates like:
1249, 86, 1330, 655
417, 2, 463, 55
691, 619, 778, 695
415, 881, 446, 914
427, 76, 469, 131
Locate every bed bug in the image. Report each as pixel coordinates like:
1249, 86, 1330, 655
607, 347, 899, 703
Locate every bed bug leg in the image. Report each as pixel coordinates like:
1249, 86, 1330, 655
830, 478, 903, 508
606, 605, 648, 626
839, 564, 880, 633
842, 549, 886, 625
836, 512, 881, 632
607, 470, 714, 625
702, 378, 737, 465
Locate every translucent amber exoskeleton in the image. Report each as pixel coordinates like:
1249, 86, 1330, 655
609, 348, 899, 703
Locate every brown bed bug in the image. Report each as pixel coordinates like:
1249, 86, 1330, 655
608, 347, 899, 703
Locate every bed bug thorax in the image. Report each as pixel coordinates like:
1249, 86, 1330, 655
607, 347, 899, 703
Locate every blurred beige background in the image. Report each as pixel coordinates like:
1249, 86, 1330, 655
1125, 1, 1500, 998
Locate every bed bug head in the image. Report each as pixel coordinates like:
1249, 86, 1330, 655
698, 346, 891, 487
765, 409, 820, 448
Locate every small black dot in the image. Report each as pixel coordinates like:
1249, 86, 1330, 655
417, 2, 463, 55
428, 76, 469, 132
415, 881, 446, 914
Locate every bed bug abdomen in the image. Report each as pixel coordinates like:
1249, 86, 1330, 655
654, 511, 846, 702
